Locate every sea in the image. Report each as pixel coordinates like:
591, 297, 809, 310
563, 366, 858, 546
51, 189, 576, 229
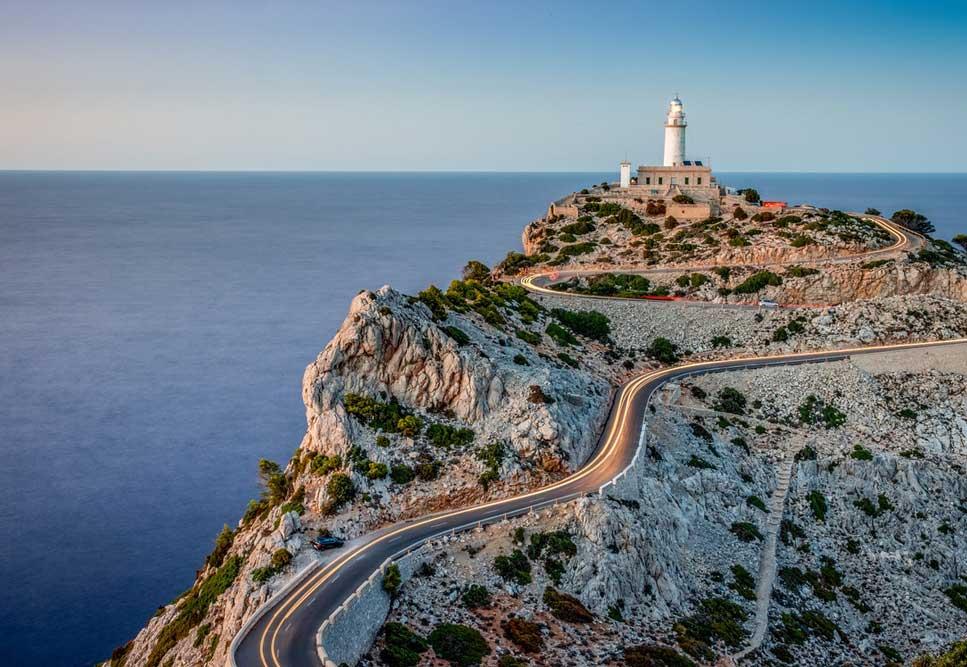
0, 171, 963, 666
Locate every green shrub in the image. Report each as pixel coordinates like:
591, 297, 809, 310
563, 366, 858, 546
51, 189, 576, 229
545, 322, 577, 346
789, 234, 815, 248
426, 423, 475, 451
730, 522, 763, 542
850, 444, 873, 460
798, 395, 846, 428
543, 587, 594, 622
270, 548, 292, 570
551, 308, 610, 342
383, 563, 402, 596
772, 326, 789, 342
205, 524, 235, 569
944, 584, 967, 612
494, 550, 532, 585
808, 490, 827, 521
557, 352, 578, 367
397, 415, 423, 437
733, 271, 782, 294
326, 473, 356, 507
380, 622, 428, 667
515, 328, 541, 345
710, 335, 732, 348
502, 616, 544, 653
512, 353, 528, 365
343, 393, 411, 433
715, 387, 747, 414
733, 206, 748, 221
747, 495, 767, 512
461, 584, 491, 609
730, 564, 756, 600
390, 463, 415, 484
624, 644, 696, 667
729, 236, 750, 247
311, 453, 342, 475
687, 455, 715, 470
675, 597, 749, 660
444, 326, 471, 346
786, 265, 820, 278
558, 242, 597, 257
428, 623, 490, 667
365, 461, 389, 480
647, 337, 679, 363
145, 556, 242, 667
560, 220, 595, 235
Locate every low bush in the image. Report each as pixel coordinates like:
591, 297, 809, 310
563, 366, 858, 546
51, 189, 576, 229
545, 321, 577, 346
494, 550, 532, 585
383, 563, 402, 596
145, 556, 243, 667
647, 337, 680, 363
710, 335, 732, 348
310, 453, 342, 475
365, 461, 389, 480
527, 385, 554, 404
461, 584, 491, 609
380, 622, 428, 667
426, 422, 475, 451
543, 587, 594, 623
502, 617, 544, 653
715, 387, 747, 414
808, 490, 827, 521
443, 326, 471, 346
551, 308, 611, 342
730, 522, 763, 542
850, 444, 873, 460
675, 597, 749, 660
428, 623, 490, 667
624, 644, 696, 667
786, 265, 820, 278
798, 395, 846, 428
390, 463, 415, 484
733, 271, 782, 294
730, 564, 756, 600
687, 455, 715, 470
326, 473, 356, 508
747, 495, 767, 512
205, 524, 235, 569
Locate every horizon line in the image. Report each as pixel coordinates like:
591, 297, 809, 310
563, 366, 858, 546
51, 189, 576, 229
1, 169, 966, 175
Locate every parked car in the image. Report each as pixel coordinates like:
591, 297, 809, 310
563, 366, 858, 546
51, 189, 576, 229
758, 299, 779, 308
311, 535, 345, 551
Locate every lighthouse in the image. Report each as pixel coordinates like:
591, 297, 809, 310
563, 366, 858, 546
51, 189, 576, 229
663, 96, 687, 167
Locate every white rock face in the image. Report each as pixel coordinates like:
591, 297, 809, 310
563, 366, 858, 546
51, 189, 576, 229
300, 285, 610, 470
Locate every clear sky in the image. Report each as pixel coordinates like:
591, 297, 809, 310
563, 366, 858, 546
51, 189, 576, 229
2, 1, 965, 172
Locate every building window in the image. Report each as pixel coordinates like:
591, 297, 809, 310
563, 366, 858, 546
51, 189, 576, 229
685, 177, 690, 185
658, 177, 663, 185
645, 177, 651, 185
697, 177, 702, 185
670, 177, 677, 185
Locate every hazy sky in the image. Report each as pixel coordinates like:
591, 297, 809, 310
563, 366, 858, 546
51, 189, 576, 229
2, 1, 966, 171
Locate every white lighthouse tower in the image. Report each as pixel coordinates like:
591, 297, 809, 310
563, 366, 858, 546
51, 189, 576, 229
663, 95, 687, 167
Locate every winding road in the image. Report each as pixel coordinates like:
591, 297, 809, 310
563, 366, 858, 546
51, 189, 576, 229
229, 212, 950, 667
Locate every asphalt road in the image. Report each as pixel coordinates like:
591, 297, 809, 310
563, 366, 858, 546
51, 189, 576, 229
230, 212, 934, 667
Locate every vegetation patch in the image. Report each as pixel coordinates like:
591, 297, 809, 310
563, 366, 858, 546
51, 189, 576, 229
380, 622, 428, 667
543, 587, 594, 623
730, 522, 763, 542
494, 550, 532, 585
145, 556, 243, 667
501, 617, 544, 653
624, 644, 696, 667
674, 597, 749, 661
428, 623, 490, 667
733, 271, 782, 294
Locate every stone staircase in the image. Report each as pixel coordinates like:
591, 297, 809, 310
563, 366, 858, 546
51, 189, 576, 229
732, 451, 796, 663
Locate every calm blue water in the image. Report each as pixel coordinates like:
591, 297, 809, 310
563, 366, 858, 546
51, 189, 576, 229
0, 172, 963, 666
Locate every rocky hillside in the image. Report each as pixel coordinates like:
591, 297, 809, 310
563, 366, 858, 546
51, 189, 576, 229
107, 278, 618, 667
514, 196, 895, 274
370, 352, 967, 667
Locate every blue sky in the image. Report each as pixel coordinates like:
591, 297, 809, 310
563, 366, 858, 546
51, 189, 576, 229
2, 1, 965, 171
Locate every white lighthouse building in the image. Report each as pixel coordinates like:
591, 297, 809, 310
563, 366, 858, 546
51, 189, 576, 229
663, 96, 687, 167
